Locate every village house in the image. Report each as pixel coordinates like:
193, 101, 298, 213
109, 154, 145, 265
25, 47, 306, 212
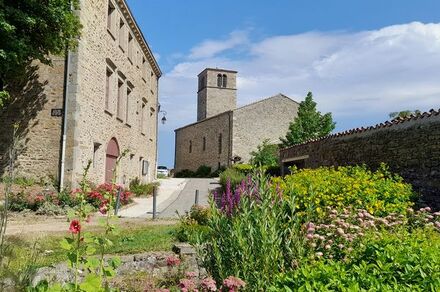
174, 68, 299, 172
0, 0, 161, 188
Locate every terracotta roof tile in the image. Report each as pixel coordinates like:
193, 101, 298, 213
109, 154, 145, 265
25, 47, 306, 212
281, 108, 440, 150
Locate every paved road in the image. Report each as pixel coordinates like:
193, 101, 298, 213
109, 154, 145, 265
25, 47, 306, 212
118, 178, 187, 218
158, 178, 220, 218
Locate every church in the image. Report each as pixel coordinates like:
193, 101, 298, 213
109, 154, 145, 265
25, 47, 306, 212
174, 68, 299, 172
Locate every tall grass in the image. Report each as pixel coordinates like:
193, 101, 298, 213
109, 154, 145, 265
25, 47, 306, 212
198, 172, 307, 289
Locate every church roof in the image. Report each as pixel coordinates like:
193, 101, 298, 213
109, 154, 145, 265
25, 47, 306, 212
234, 93, 300, 111
175, 93, 299, 131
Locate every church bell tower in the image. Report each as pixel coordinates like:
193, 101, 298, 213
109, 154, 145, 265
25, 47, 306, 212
197, 68, 237, 121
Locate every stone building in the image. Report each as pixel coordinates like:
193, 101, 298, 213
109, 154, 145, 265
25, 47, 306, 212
279, 109, 440, 209
174, 68, 299, 172
0, 0, 161, 188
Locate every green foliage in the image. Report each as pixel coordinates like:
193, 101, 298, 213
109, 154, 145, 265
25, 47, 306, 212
199, 173, 306, 289
174, 205, 211, 243
231, 163, 253, 175
271, 228, 440, 291
174, 169, 196, 178
175, 165, 214, 178
0, 0, 82, 106
273, 164, 415, 219
35, 201, 67, 216
389, 109, 421, 119
281, 91, 335, 147
249, 139, 279, 168
219, 168, 246, 191
195, 165, 212, 178
129, 178, 158, 197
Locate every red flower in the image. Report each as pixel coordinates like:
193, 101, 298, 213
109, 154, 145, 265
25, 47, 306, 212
166, 256, 181, 267
69, 220, 81, 234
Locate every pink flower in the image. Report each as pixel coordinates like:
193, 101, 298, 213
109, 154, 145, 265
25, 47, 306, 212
178, 278, 197, 292
200, 277, 217, 291
69, 220, 81, 234
315, 252, 323, 257
166, 256, 181, 267
222, 276, 245, 292
324, 244, 331, 250
185, 271, 197, 279
306, 234, 314, 240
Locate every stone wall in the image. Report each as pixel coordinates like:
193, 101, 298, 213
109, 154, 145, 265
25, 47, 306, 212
175, 112, 232, 172
61, 0, 160, 187
0, 58, 65, 182
197, 68, 237, 121
280, 111, 440, 209
0, 0, 160, 188
233, 94, 299, 163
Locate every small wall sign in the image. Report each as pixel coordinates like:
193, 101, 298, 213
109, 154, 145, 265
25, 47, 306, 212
51, 108, 63, 117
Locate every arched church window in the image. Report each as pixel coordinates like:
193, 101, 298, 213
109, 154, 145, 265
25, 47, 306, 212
222, 74, 227, 88
217, 74, 222, 87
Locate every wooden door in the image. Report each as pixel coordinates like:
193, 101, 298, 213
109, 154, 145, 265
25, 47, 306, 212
105, 138, 119, 183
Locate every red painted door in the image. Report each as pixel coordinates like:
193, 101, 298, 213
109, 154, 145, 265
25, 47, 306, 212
105, 138, 119, 183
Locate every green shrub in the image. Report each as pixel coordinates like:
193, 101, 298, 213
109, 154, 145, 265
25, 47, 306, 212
219, 168, 246, 191
271, 228, 440, 291
199, 173, 306, 289
35, 201, 67, 216
273, 164, 415, 219
210, 165, 226, 178
129, 178, 158, 197
195, 165, 212, 178
249, 139, 279, 168
232, 163, 253, 175
174, 205, 211, 243
175, 169, 196, 178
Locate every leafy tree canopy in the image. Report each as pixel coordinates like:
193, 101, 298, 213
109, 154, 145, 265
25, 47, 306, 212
0, 0, 81, 106
389, 110, 421, 119
250, 139, 279, 168
281, 91, 335, 147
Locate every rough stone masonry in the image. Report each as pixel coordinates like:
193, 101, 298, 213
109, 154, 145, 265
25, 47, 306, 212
280, 109, 440, 209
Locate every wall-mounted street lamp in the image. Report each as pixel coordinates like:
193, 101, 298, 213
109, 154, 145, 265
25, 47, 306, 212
160, 110, 167, 124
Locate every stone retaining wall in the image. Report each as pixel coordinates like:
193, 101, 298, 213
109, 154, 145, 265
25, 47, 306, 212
280, 111, 440, 209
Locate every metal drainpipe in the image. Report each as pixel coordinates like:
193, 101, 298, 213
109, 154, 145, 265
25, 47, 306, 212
154, 77, 159, 180
59, 50, 71, 191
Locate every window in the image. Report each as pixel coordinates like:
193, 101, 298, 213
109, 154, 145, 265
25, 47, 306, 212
119, 19, 126, 51
93, 142, 101, 168
117, 79, 124, 120
128, 34, 134, 62
202, 137, 206, 151
126, 87, 131, 124
141, 101, 146, 134
107, 1, 115, 35
222, 74, 227, 88
189, 140, 192, 153
142, 57, 147, 82
217, 74, 222, 87
105, 68, 113, 111
218, 133, 222, 154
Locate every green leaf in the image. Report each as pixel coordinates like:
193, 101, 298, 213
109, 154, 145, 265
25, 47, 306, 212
60, 238, 72, 251
79, 274, 103, 292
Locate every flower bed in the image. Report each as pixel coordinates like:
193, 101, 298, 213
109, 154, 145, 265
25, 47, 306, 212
8, 183, 132, 215
182, 167, 439, 290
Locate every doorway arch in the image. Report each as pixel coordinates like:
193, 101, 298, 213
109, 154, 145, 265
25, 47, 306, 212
105, 138, 120, 183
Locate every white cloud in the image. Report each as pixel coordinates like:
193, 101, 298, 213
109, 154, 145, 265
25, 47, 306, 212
188, 30, 249, 59
160, 22, 440, 133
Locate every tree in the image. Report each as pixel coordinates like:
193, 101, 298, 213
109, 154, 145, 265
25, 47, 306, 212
389, 110, 421, 119
0, 0, 82, 107
250, 139, 279, 167
281, 92, 335, 147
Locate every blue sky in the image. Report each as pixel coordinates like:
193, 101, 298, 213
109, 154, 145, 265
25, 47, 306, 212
127, 0, 440, 168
